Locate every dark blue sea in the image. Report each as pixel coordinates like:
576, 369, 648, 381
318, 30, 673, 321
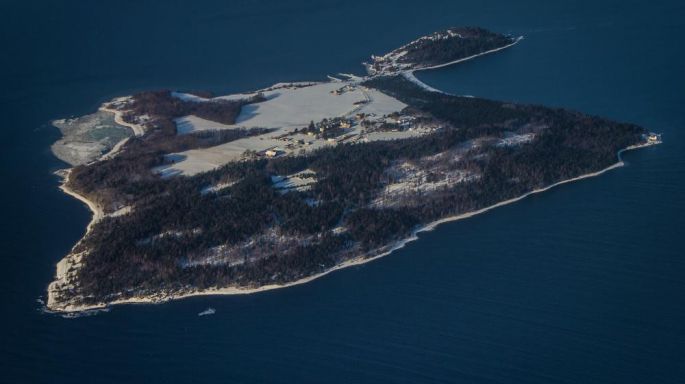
1, 1, 684, 383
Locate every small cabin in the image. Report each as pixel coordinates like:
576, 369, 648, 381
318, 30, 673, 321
265, 149, 282, 158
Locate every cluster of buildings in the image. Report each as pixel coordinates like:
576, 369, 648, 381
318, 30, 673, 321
390, 114, 416, 129
252, 110, 431, 161
360, 112, 418, 132
330, 84, 357, 95
304, 117, 353, 138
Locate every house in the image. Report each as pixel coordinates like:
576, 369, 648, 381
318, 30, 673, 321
265, 149, 282, 158
398, 116, 415, 125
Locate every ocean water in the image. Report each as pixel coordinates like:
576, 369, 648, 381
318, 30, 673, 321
1, 1, 684, 383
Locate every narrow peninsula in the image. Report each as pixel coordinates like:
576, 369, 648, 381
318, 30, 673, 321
46, 27, 660, 313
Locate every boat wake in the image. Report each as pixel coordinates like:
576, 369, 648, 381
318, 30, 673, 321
198, 307, 216, 317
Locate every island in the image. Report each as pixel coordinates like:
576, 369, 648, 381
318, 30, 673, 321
46, 27, 660, 313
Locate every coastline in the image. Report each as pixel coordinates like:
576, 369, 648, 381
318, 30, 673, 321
99, 105, 145, 137
44, 32, 656, 315
46, 169, 105, 313
413, 36, 524, 73
402, 36, 523, 93
58, 170, 103, 233
46, 140, 657, 314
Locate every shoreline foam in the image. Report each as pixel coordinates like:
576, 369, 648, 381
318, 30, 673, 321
45, 141, 657, 314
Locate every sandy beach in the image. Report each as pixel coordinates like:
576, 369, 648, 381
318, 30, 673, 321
58, 170, 103, 233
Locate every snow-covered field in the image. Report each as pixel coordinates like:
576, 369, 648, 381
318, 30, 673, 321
156, 81, 408, 176
174, 115, 236, 134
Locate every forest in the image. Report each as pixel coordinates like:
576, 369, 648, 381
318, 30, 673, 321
398, 27, 515, 66
57, 76, 646, 307
123, 90, 265, 129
